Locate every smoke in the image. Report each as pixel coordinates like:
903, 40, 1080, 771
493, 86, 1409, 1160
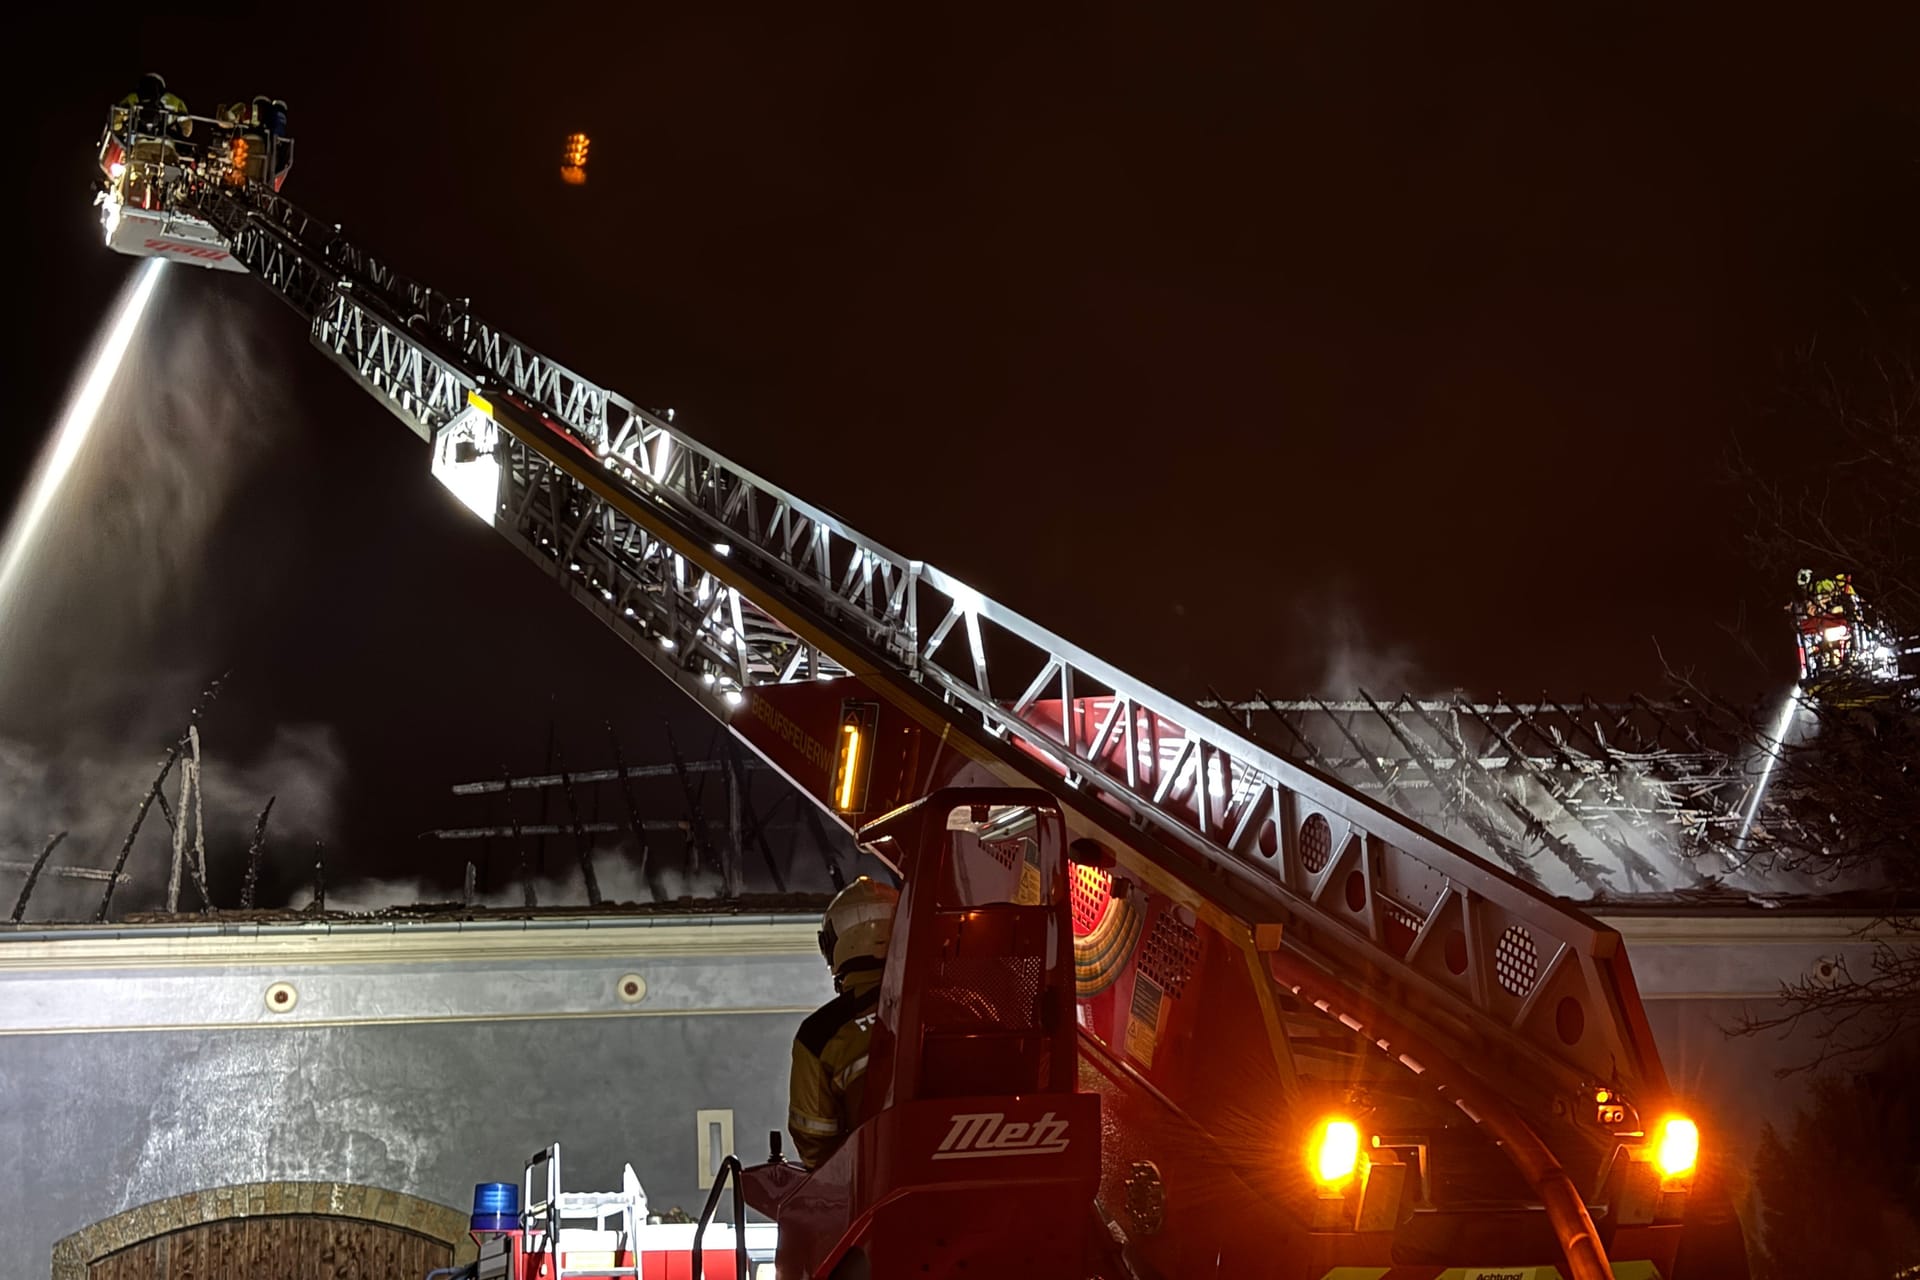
1275, 690, 1883, 902
0, 280, 292, 727
1302, 589, 1428, 698
218, 725, 345, 836
302, 844, 724, 913
0, 275, 347, 921
0, 724, 346, 922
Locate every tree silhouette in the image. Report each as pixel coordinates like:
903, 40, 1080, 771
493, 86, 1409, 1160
1749, 1049, 1920, 1277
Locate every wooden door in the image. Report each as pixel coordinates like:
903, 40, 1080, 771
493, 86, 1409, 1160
86, 1214, 453, 1278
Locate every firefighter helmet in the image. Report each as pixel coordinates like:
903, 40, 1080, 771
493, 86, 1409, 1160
136, 73, 166, 102
818, 876, 899, 975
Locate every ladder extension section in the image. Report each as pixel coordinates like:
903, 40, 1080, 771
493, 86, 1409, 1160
195, 185, 1665, 1103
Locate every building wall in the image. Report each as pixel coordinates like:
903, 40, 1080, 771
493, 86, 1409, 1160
1596, 911, 1898, 1217
0, 912, 1887, 1276
0, 916, 835, 1278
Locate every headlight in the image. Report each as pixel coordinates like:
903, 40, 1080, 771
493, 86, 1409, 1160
1310, 1117, 1361, 1186
1654, 1116, 1699, 1180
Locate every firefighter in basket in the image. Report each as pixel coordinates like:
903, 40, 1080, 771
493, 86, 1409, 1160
109, 73, 194, 209
114, 72, 191, 137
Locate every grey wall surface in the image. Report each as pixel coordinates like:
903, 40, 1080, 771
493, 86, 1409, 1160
3, 1019, 799, 1268
1598, 912, 1894, 1166
0, 917, 835, 1279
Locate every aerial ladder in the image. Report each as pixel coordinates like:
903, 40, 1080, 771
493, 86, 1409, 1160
92, 100, 1716, 1279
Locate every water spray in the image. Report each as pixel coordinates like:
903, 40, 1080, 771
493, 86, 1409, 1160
1732, 685, 1803, 855
0, 260, 167, 610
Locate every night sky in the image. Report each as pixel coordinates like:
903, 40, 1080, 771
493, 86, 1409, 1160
9, 4, 1919, 896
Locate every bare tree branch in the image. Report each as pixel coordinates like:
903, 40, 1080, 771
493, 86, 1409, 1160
1714, 321, 1920, 1068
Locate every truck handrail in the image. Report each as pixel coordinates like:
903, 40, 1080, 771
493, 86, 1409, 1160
690, 1155, 749, 1280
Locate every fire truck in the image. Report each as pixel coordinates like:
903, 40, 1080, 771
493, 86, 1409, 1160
454, 1142, 777, 1279
93, 86, 1733, 1279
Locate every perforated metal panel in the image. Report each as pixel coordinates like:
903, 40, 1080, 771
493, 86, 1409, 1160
1070, 865, 1113, 935
1301, 813, 1333, 875
1384, 901, 1423, 938
981, 837, 1021, 872
1138, 914, 1201, 999
1496, 925, 1540, 998
926, 955, 1044, 1031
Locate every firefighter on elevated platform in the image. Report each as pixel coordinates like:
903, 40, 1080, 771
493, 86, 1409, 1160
240, 95, 294, 190
1797, 569, 1855, 614
1796, 568, 1856, 677
789, 877, 899, 1169
1791, 568, 1907, 698
109, 73, 196, 210
115, 72, 190, 137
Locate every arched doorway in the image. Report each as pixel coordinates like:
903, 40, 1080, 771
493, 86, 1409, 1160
50, 1181, 473, 1280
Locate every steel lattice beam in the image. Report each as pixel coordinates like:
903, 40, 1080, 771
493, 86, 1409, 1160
189, 182, 1678, 1107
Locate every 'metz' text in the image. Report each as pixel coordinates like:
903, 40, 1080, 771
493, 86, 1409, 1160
933, 1111, 1070, 1160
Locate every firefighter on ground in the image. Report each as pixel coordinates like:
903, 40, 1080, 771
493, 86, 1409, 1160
789, 877, 899, 1168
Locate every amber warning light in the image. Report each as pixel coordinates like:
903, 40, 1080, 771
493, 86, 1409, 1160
833, 702, 879, 813
1310, 1117, 1361, 1187
1654, 1115, 1699, 1181
561, 132, 589, 185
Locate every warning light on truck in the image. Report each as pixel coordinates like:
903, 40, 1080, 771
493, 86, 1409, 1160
561, 132, 589, 185
1310, 1117, 1361, 1186
1654, 1116, 1698, 1180
832, 702, 879, 813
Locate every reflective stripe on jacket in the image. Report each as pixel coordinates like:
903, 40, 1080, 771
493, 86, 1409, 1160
788, 966, 882, 1168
